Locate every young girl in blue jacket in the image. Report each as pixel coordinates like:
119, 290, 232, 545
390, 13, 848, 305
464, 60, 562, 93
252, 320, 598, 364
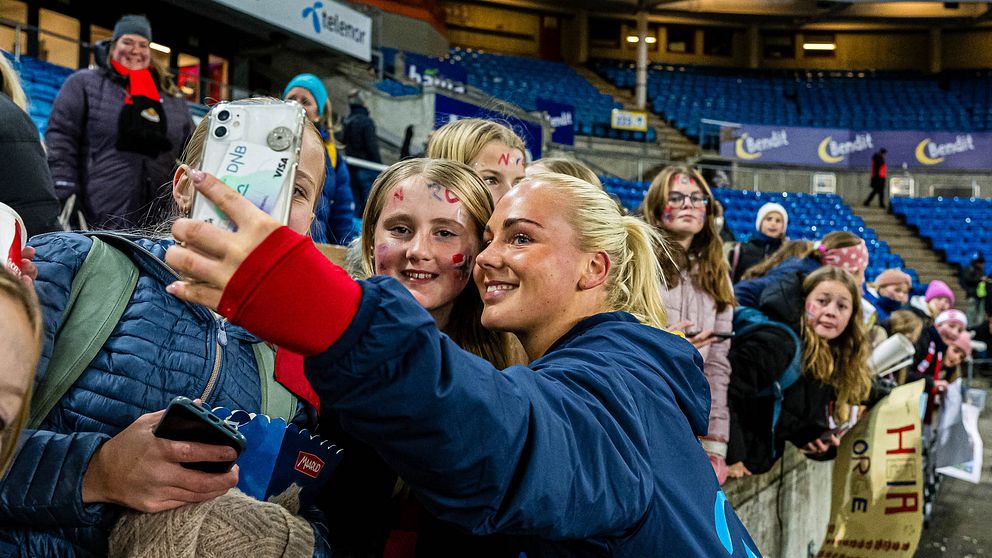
165, 171, 763, 557
1, 101, 331, 557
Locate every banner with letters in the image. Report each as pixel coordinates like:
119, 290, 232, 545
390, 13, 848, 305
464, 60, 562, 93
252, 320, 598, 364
721, 123, 992, 170
212, 0, 371, 61
434, 94, 543, 159
816, 381, 925, 558
404, 52, 467, 94
536, 98, 575, 146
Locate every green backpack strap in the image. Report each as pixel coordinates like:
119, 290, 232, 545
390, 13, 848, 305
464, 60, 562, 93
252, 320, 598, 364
252, 343, 299, 423
29, 237, 139, 429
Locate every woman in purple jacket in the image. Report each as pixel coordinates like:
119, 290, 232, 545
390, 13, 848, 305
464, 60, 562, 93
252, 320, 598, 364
44, 15, 194, 230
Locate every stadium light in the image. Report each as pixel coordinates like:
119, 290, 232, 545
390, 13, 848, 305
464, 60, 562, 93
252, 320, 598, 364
803, 42, 836, 51
150, 42, 171, 54
626, 35, 657, 44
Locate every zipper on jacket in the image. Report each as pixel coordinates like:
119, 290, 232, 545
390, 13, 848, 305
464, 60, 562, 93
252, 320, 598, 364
199, 319, 228, 402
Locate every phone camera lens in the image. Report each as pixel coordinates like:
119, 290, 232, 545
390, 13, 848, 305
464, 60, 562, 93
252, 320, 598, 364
216, 109, 231, 122
214, 126, 228, 138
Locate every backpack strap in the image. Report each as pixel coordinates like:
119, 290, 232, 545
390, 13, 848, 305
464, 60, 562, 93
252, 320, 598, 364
29, 235, 139, 428
252, 343, 299, 423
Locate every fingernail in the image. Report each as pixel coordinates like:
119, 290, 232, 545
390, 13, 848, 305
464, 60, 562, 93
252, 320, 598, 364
166, 282, 180, 294
189, 168, 205, 184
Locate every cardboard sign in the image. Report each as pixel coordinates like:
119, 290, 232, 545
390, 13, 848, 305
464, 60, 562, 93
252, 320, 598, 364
817, 380, 925, 558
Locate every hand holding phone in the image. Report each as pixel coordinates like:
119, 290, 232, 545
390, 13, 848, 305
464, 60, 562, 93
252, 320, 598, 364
154, 396, 246, 473
190, 101, 306, 231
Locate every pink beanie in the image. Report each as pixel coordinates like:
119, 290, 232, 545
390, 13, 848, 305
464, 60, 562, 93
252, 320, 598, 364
875, 268, 911, 290
925, 280, 955, 305
935, 309, 967, 329
952, 330, 973, 358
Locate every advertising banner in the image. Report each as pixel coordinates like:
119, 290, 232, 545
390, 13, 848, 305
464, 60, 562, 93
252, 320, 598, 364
817, 381, 925, 558
536, 98, 575, 146
434, 94, 542, 159
721, 124, 992, 170
404, 52, 467, 94
213, 0, 371, 61
611, 109, 648, 132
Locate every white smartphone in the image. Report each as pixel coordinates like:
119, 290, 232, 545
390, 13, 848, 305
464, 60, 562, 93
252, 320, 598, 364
190, 101, 307, 230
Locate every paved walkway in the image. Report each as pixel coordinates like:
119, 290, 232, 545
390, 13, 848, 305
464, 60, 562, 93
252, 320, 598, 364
916, 377, 992, 558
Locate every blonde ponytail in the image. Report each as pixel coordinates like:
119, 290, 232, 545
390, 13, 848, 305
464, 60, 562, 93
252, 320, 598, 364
528, 172, 669, 329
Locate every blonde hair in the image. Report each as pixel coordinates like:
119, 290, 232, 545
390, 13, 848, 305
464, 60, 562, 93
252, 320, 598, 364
641, 165, 735, 312
360, 158, 512, 368
799, 266, 872, 405
0, 54, 28, 111
530, 158, 602, 188
530, 172, 669, 329
886, 310, 924, 344
0, 268, 42, 474
426, 118, 526, 165
741, 231, 863, 281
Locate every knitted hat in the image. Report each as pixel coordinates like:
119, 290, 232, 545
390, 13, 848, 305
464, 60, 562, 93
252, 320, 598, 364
755, 202, 788, 234
875, 268, 912, 290
283, 73, 328, 117
935, 309, 967, 329
952, 330, 973, 358
925, 280, 955, 305
113, 15, 152, 42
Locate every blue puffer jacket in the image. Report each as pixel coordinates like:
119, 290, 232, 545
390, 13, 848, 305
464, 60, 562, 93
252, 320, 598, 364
304, 277, 761, 557
734, 255, 820, 309
0, 233, 326, 557
310, 147, 355, 245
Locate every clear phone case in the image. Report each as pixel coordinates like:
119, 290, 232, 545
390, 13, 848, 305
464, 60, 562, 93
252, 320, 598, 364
190, 101, 307, 230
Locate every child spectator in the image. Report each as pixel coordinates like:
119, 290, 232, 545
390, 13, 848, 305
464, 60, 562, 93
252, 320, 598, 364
427, 118, 526, 202
909, 280, 954, 327
727, 266, 872, 476
642, 165, 735, 485
734, 231, 868, 309
909, 308, 967, 392
0, 267, 42, 475
866, 268, 912, 322
941, 330, 972, 383
729, 202, 788, 283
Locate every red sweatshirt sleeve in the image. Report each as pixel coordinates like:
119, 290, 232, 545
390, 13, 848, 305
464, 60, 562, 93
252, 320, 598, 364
218, 226, 361, 355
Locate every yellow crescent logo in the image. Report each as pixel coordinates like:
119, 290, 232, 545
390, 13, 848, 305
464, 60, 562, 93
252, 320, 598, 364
735, 134, 761, 160
915, 140, 944, 165
817, 136, 844, 164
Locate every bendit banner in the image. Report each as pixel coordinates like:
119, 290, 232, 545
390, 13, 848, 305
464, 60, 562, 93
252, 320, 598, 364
434, 94, 542, 159
721, 124, 992, 170
536, 98, 575, 146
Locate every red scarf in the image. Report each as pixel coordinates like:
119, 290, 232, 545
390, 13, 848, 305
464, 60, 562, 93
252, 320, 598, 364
110, 58, 161, 103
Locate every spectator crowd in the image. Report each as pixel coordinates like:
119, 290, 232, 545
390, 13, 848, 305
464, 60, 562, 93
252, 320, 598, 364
0, 13, 986, 558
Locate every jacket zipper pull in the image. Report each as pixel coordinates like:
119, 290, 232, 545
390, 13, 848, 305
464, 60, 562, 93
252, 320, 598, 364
217, 320, 228, 346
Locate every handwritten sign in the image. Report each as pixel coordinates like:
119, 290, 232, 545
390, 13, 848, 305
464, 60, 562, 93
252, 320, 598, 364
817, 381, 925, 558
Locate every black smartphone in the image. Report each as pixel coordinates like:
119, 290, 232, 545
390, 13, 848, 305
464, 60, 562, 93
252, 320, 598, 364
153, 396, 246, 473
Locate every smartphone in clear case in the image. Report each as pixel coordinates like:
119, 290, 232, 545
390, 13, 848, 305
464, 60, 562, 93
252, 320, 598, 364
190, 101, 307, 230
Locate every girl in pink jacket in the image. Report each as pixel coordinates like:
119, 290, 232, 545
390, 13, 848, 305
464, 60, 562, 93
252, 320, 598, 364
642, 165, 736, 485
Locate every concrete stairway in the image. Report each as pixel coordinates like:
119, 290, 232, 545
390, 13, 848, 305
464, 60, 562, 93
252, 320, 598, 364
852, 206, 966, 304
571, 65, 700, 161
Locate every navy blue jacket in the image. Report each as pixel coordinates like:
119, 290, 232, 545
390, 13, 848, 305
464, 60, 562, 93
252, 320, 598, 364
309, 135, 356, 245
304, 276, 761, 557
734, 256, 820, 309
0, 233, 326, 557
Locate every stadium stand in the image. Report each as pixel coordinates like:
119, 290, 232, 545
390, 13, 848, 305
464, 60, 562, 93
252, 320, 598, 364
591, 59, 991, 140
892, 196, 992, 274
2, 51, 74, 135
382, 47, 657, 141
602, 176, 920, 288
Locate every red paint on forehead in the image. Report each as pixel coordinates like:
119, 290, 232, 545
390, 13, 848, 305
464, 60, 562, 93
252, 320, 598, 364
444, 189, 460, 204
392, 188, 404, 202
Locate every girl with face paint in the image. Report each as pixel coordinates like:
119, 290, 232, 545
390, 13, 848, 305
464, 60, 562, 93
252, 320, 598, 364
908, 309, 967, 394
641, 165, 736, 485
426, 118, 527, 202
726, 266, 872, 477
